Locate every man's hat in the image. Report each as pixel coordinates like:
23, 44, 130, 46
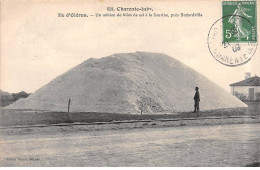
195, 87, 199, 90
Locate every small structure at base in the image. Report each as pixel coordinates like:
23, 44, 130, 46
230, 73, 260, 101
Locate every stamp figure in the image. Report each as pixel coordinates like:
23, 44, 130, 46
228, 3, 252, 40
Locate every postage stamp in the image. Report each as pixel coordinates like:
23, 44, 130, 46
222, 0, 257, 43
207, 0, 258, 67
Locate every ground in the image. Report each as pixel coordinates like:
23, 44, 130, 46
0, 101, 259, 166
0, 124, 259, 166
0, 101, 259, 127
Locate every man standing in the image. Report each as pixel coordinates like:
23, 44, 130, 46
193, 87, 200, 116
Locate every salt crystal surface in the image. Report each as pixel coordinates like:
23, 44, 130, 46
7, 52, 247, 114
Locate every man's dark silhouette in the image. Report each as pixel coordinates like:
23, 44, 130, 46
193, 87, 200, 116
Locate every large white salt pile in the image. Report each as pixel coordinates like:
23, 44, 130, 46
7, 52, 246, 113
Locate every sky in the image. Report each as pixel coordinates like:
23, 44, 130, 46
1, 0, 260, 93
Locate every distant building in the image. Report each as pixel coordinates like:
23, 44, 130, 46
230, 73, 260, 101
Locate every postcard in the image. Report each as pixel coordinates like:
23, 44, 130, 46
0, 0, 259, 167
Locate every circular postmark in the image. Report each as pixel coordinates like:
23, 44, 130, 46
207, 15, 257, 67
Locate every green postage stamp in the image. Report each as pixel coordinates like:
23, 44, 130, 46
222, 0, 257, 43
207, 0, 258, 66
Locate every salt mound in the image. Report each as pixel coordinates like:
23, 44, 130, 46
7, 52, 246, 113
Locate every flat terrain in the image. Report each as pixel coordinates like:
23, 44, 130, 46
1, 123, 259, 166
0, 102, 259, 166
1, 101, 259, 127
